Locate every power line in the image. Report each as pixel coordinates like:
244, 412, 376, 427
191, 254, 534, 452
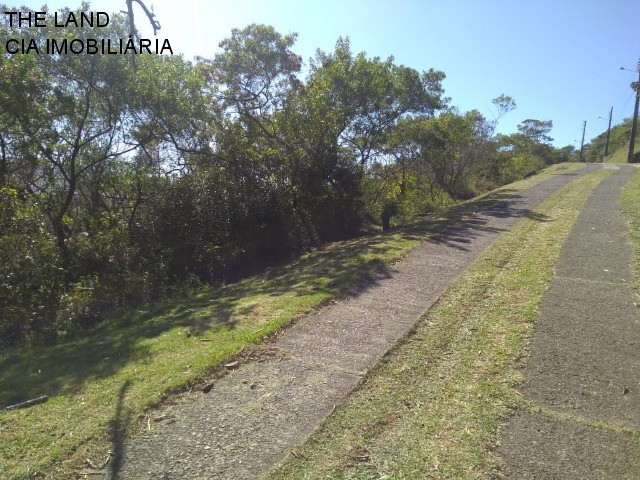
614, 91, 634, 125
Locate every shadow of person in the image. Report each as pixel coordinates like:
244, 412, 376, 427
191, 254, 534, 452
109, 379, 132, 480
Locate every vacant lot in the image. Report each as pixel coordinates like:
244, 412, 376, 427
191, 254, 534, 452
0, 164, 583, 479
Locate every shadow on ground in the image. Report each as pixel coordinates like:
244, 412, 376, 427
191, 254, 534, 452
109, 379, 132, 480
426, 192, 552, 251
0, 187, 551, 407
0, 292, 239, 406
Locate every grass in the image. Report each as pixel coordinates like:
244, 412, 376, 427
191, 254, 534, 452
266, 167, 613, 480
622, 166, 640, 287
605, 141, 640, 163
0, 163, 584, 479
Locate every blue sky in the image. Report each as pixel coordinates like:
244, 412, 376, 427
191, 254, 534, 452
12, 0, 640, 148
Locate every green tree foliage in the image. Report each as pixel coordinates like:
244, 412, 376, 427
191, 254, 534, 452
488, 118, 564, 184
0, 8, 149, 281
363, 109, 496, 229
0, 187, 62, 344
293, 38, 446, 231
0, 11, 568, 347
582, 118, 633, 163
517, 118, 554, 143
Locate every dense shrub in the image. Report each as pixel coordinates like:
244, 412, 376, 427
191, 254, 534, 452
0, 187, 63, 346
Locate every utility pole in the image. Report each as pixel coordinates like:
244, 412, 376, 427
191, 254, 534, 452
626, 59, 640, 163
579, 120, 587, 162
604, 106, 613, 158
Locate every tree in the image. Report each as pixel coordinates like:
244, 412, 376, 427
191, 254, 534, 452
490, 118, 558, 183
0, 9, 140, 261
582, 118, 633, 163
283, 38, 446, 233
304, 37, 446, 167
417, 110, 494, 199
517, 119, 553, 144
0, 17, 570, 347
208, 24, 302, 125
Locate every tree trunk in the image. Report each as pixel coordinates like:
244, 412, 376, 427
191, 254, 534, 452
0, 135, 7, 185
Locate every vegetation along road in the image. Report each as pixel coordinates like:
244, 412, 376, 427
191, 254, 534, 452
13, 161, 617, 480
2, 11, 640, 480
2, 161, 640, 479
99, 163, 601, 478
83, 162, 637, 480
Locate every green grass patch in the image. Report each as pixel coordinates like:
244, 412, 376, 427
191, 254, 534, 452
266, 167, 612, 480
622, 166, 640, 288
0, 162, 585, 479
605, 142, 640, 164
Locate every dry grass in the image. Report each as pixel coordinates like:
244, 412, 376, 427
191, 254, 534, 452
622, 166, 640, 286
267, 167, 612, 479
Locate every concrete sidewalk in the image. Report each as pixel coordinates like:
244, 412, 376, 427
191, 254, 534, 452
103, 165, 600, 480
498, 164, 640, 479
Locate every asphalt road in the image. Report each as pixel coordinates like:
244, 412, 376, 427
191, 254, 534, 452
498, 164, 640, 479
